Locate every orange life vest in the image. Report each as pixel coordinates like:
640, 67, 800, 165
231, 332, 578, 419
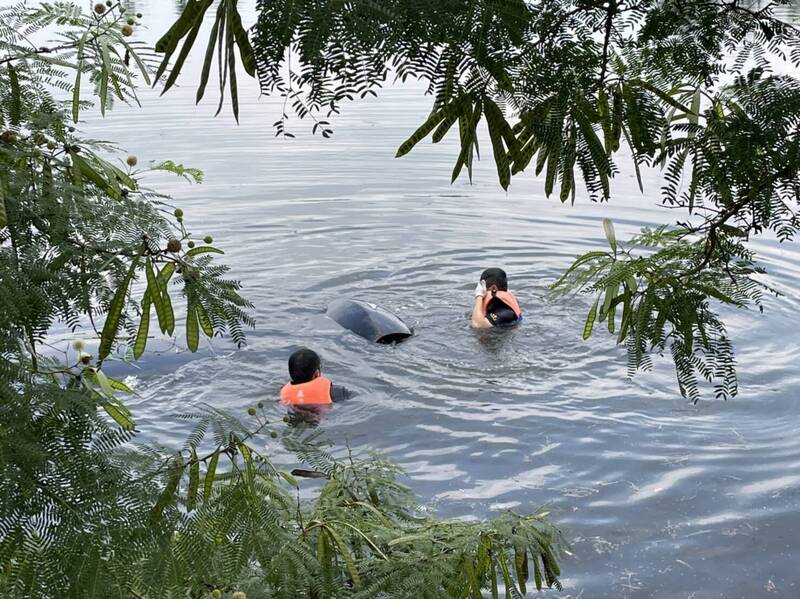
280, 377, 333, 406
482, 289, 522, 318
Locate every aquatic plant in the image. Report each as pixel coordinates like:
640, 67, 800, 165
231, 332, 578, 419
156, 0, 800, 400
0, 2, 564, 596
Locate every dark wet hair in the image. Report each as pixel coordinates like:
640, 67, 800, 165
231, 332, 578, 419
288, 348, 321, 384
481, 268, 509, 291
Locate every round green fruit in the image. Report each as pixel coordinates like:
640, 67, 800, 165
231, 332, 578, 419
173, 208, 184, 218
203, 235, 213, 244
247, 407, 256, 416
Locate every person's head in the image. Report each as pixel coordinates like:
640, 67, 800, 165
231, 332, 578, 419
481, 268, 508, 292
288, 348, 321, 384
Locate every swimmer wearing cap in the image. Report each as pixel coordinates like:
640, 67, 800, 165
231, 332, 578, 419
470, 268, 522, 329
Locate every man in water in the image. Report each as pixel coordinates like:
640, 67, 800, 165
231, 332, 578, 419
470, 268, 522, 329
279, 348, 351, 408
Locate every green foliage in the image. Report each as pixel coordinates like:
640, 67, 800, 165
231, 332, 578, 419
153, 0, 256, 121
156, 0, 800, 398
0, 4, 566, 598
552, 221, 773, 402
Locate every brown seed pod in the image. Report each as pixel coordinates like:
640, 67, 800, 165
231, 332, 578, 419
121, 24, 133, 36
0, 131, 18, 144
93, 3, 106, 15
126, 155, 138, 167
166, 239, 181, 253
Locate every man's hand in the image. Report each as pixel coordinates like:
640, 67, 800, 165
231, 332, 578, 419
474, 279, 487, 298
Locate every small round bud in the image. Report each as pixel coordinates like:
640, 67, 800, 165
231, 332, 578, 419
73, 339, 86, 352
32, 132, 47, 146
176, 216, 183, 223
247, 407, 257, 416
173, 208, 183, 218
0, 131, 18, 144
203, 235, 213, 244
283, 415, 290, 423
232, 592, 246, 599
46, 141, 57, 150
105, 0, 112, 6
136, 13, 143, 18
270, 431, 278, 439
211, 591, 222, 599
121, 24, 133, 37
126, 17, 135, 25
257, 401, 264, 409
187, 241, 195, 248
119, 6, 126, 13
94, 3, 106, 15
126, 155, 138, 167
166, 238, 182, 253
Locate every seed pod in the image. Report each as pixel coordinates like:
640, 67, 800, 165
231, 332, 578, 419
126, 154, 138, 167
121, 24, 133, 36
94, 3, 106, 14
166, 238, 181, 253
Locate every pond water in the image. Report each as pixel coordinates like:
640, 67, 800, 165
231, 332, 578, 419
83, 3, 800, 597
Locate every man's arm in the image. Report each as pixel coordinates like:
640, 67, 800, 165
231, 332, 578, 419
471, 293, 492, 329
469, 281, 492, 329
